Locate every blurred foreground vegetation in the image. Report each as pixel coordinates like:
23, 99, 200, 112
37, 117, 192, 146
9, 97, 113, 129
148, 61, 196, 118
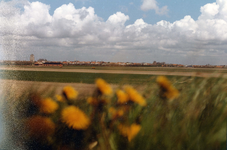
2, 76, 227, 150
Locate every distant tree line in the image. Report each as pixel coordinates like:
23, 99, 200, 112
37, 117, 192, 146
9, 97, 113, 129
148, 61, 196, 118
0, 61, 33, 65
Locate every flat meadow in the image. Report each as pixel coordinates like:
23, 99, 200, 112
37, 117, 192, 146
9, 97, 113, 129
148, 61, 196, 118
1, 65, 227, 84
1, 66, 227, 149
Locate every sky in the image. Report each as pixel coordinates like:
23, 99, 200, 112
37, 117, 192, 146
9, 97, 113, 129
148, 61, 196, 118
1, 0, 227, 65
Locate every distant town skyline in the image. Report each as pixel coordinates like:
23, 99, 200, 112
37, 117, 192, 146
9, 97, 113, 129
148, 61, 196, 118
2, 55, 227, 67
1, 0, 227, 65
2, 59, 226, 68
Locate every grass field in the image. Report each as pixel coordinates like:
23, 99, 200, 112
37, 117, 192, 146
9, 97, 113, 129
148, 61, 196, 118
1, 65, 226, 85
2, 69, 227, 150
0, 66, 224, 86
2, 66, 227, 149
0, 70, 171, 84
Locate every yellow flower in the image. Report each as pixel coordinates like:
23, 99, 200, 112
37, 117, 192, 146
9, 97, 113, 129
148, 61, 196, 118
95, 78, 113, 95
156, 76, 179, 100
87, 97, 98, 106
124, 86, 146, 106
109, 107, 124, 119
40, 98, 59, 114
63, 86, 78, 100
55, 94, 64, 102
156, 76, 171, 89
165, 87, 179, 100
116, 90, 129, 104
118, 123, 141, 142
61, 106, 90, 130
87, 97, 108, 106
109, 107, 116, 114
27, 116, 55, 139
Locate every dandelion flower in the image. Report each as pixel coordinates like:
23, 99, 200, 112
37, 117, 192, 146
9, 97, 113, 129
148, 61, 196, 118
116, 90, 129, 104
118, 124, 129, 137
156, 76, 171, 89
165, 87, 179, 100
118, 123, 141, 142
40, 98, 59, 114
109, 107, 124, 119
27, 116, 55, 139
128, 124, 141, 141
124, 86, 146, 106
156, 76, 179, 100
63, 86, 78, 100
55, 94, 64, 102
109, 107, 116, 114
61, 106, 90, 130
117, 109, 124, 116
95, 78, 113, 95
87, 97, 108, 106
87, 97, 98, 106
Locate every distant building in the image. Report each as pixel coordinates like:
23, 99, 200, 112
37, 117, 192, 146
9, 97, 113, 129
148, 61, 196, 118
43, 61, 63, 67
34, 62, 43, 66
30, 54, 35, 62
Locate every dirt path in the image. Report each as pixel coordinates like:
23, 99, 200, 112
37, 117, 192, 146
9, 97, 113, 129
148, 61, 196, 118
0, 66, 227, 77
0, 78, 147, 103
0, 79, 99, 98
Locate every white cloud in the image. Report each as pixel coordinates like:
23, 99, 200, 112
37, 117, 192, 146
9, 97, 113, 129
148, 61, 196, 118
140, 0, 168, 15
156, 20, 172, 29
21, 1, 52, 25
216, 0, 227, 20
173, 16, 198, 33
53, 3, 76, 20
2, 0, 227, 64
141, 0, 158, 11
199, 3, 219, 20
196, 0, 227, 41
51, 3, 100, 38
126, 19, 148, 32
107, 12, 129, 26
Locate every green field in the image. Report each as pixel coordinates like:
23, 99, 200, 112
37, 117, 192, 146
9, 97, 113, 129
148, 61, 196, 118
0, 70, 161, 84
1, 69, 207, 87
0, 66, 223, 85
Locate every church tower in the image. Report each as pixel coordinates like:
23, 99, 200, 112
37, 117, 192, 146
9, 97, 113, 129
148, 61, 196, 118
30, 54, 35, 62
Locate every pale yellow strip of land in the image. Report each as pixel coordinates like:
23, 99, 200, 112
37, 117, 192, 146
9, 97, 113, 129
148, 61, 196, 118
0, 66, 227, 78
